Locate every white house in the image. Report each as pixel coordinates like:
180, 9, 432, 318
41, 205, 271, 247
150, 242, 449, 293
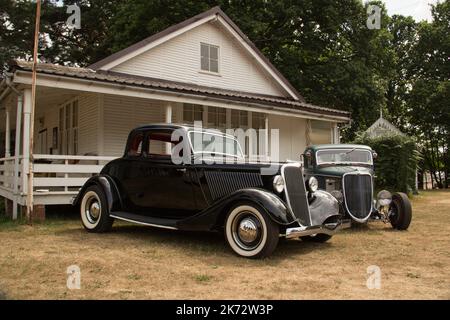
0, 7, 350, 219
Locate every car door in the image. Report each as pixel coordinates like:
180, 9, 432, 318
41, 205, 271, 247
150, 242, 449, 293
133, 129, 198, 219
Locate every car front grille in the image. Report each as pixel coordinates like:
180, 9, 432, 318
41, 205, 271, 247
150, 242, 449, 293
343, 173, 373, 220
282, 164, 311, 226
205, 171, 263, 200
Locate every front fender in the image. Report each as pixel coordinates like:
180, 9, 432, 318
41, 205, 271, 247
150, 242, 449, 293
72, 175, 122, 212
177, 188, 295, 231
309, 190, 340, 226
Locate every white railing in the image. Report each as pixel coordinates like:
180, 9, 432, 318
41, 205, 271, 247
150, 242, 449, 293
0, 156, 22, 193
32, 154, 117, 194
0, 154, 117, 205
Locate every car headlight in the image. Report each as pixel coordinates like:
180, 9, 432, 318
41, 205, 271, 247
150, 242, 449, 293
377, 190, 392, 207
273, 175, 285, 193
308, 176, 318, 192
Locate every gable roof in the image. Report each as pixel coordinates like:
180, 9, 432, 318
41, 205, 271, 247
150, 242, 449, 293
11, 60, 350, 120
365, 116, 405, 137
89, 6, 304, 102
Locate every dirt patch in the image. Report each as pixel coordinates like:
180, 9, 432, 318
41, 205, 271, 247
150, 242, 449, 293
0, 190, 449, 299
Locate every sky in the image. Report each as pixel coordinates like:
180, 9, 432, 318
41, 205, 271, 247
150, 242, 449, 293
381, 0, 439, 21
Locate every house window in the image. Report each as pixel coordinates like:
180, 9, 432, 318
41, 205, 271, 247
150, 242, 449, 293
310, 120, 332, 144
183, 104, 203, 124
207, 106, 226, 129
200, 43, 219, 73
59, 99, 79, 155
230, 110, 248, 129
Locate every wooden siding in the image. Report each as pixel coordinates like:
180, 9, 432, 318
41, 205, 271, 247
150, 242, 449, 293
102, 95, 181, 156
111, 22, 288, 97
78, 93, 100, 155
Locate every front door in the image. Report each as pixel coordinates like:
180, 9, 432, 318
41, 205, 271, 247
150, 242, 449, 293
121, 129, 197, 219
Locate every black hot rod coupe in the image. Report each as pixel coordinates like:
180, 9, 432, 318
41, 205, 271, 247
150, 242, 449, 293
73, 124, 350, 258
302, 144, 412, 230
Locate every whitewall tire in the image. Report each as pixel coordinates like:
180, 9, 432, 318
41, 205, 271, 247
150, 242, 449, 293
225, 203, 279, 259
80, 185, 114, 233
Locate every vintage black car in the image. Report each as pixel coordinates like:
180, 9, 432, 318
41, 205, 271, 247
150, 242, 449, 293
303, 144, 412, 230
73, 124, 349, 258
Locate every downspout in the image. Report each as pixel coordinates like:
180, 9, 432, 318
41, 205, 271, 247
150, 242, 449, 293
3, 73, 24, 220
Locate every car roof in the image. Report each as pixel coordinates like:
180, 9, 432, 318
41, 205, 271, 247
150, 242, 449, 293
131, 123, 236, 138
307, 144, 373, 152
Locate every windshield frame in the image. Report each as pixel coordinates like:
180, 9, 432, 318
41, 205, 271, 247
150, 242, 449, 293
187, 130, 245, 160
315, 148, 373, 166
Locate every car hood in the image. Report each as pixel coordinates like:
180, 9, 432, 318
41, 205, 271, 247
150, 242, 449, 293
313, 165, 373, 178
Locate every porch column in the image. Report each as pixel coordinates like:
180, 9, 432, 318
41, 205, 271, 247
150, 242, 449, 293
5, 107, 10, 157
264, 115, 269, 159
305, 119, 312, 146
247, 111, 253, 159
12, 93, 23, 220
165, 102, 173, 154
21, 89, 32, 197
332, 123, 340, 144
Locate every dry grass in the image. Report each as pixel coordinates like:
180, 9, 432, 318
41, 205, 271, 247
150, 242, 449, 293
0, 190, 449, 300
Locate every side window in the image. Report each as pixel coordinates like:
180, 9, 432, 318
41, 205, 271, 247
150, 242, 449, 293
145, 130, 182, 158
127, 132, 143, 157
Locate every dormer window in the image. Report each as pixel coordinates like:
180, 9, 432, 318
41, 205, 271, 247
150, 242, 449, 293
200, 43, 219, 73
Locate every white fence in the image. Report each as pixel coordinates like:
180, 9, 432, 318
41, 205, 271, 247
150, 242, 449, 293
0, 154, 117, 205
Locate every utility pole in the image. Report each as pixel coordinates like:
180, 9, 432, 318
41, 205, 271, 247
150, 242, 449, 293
27, 0, 41, 223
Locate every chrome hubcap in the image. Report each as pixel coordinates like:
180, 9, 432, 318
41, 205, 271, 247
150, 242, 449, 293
238, 218, 258, 243
90, 202, 100, 219
232, 211, 263, 251
84, 193, 101, 224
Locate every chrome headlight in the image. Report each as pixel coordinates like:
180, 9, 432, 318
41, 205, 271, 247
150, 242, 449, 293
308, 176, 318, 192
273, 175, 285, 193
377, 190, 392, 207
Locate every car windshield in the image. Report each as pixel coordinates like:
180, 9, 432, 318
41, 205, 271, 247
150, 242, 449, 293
189, 131, 244, 159
316, 149, 373, 165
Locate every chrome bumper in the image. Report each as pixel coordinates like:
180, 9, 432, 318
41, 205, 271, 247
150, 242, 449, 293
285, 220, 352, 239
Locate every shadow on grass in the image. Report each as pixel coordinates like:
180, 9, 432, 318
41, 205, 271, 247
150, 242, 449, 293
55, 222, 336, 264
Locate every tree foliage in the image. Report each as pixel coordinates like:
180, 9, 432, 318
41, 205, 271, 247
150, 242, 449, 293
354, 134, 421, 194
1, 0, 448, 187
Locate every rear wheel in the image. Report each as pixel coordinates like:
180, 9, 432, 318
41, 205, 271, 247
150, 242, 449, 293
225, 203, 279, 259
389, 192, 412, 230
300, 234, 332, 243
80, 185, 114, 233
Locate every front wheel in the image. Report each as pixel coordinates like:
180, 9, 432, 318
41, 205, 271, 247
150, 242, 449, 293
80, 185, 114, 232
389, 192, 412, 230
225, 203, 279, 259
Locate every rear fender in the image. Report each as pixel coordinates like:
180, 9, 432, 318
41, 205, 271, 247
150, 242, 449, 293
72, 175, 122, 212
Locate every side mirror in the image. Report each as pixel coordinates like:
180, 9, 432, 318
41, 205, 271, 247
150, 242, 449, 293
372, 151, 378, 159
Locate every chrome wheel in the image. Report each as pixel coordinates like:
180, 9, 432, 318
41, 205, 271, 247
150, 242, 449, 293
82, 191, 101, 226
231, 211, 263, 251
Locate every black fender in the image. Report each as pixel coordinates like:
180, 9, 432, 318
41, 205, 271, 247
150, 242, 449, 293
72, 175, 123, 212
177, 188, 296, 231
308, 190, 341, 226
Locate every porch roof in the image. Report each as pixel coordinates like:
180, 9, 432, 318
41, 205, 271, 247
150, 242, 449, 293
10, 60, 350, 120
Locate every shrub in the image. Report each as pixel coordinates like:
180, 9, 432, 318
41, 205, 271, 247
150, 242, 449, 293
353, 134, 421, 194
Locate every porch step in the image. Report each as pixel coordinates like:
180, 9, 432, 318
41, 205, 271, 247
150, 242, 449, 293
109, 211, 178, 230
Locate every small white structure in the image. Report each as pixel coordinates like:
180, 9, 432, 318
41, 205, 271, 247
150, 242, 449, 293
365, 111, 405, 138
0, 7, 350, 217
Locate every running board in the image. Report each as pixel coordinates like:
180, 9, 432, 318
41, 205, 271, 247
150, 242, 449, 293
110, 212, 178, 230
